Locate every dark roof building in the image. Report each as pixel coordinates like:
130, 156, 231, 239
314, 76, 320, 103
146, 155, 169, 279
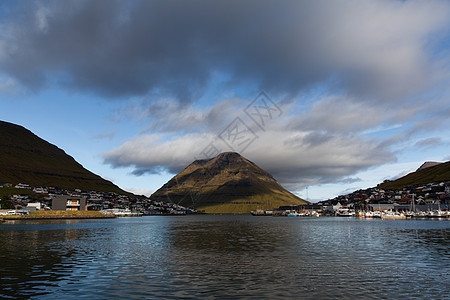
52, 195, 87, 211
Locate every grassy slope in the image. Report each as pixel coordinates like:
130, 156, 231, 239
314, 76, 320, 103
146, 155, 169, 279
0, 121, 129, 194
378, 161, 450, 190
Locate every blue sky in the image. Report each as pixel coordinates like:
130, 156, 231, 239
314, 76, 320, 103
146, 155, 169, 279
1, 0, 450, 201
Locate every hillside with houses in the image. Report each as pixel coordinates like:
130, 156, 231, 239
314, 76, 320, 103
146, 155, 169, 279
0, 182, 196, 216
318, 181, 450, 213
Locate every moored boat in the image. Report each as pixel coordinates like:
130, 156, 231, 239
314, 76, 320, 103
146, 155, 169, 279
381, 211, 406, 220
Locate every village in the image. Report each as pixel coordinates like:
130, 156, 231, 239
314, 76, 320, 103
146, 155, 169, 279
0, 182, 197, 216
2, 181, 450, 219
254, 181, 450, 219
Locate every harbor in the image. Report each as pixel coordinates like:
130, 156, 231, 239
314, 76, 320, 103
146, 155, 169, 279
252, 203, 450, 219
252, 208, 450, 219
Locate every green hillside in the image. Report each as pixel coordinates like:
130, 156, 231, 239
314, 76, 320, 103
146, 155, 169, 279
0, 120, 129, 194
378, 161, 450, 190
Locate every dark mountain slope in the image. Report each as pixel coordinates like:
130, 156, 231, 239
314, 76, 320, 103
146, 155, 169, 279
0, 120, 128, 194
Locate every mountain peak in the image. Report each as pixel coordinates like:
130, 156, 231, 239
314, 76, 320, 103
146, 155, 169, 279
416, 161, 442, 172
216, 151, 242, 158
150, 152, 307, 213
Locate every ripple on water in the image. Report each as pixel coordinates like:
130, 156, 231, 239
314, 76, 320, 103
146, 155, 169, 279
0, 216, 449, 299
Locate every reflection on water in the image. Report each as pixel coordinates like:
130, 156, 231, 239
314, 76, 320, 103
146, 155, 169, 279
0, 216, 449, 299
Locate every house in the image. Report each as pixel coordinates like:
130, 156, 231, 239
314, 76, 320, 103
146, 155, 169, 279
52, 195, 87, 211
33, 187, 48, 194
332, 202, 343, 212
368, 203, 395, 211
27, 202, 42, 210
15, 183, 31, 189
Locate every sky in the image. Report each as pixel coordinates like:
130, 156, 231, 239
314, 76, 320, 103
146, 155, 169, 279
1, 0, 450, 202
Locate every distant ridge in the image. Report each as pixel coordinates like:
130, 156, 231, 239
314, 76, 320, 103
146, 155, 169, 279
0, 120, 129, 194
379, 160, 450, 190
416, 161, 442, 172
150, 152, 308, 213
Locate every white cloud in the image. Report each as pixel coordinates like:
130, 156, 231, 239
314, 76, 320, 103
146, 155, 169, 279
125, 187, 154, 197
103, 132, 218, 175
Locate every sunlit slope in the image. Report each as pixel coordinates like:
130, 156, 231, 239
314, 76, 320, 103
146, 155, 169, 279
378, 161, 450, 190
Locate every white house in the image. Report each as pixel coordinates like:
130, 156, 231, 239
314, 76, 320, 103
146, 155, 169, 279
27, 202, 42, 210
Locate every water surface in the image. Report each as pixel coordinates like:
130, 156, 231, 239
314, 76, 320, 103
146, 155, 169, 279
1, 216, 449, 299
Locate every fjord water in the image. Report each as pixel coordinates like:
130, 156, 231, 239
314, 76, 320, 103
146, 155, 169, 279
1, 216, 449, 299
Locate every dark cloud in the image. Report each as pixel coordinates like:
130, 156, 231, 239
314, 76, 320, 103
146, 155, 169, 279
1, 0, 448, 102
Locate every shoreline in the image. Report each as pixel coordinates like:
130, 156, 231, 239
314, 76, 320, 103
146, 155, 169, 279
1, 215, 117, 220
0, 210, 117, 221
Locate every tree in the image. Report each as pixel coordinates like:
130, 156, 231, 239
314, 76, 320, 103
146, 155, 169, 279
0, 198, 15, 209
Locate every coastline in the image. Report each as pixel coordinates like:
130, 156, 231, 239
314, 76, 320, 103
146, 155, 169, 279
0, 211, 116, 220
1, 215, 116, 220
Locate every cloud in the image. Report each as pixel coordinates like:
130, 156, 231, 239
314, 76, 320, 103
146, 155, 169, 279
0, 76, 20, 95
2, 0, 448, 194
93, 131, 117, 140
289, 96, 390, 134
414, 137, 444, 149
103, 132, 217, 175
125, 187, 154, 197
103, 98, 396, 190
388, 169, 416, 181
338, 177, 362, 184
0, 0, 449, 102
138, 97, 244, 133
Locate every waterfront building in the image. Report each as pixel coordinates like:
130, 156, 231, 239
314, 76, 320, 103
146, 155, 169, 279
52, 195, 87, 211
27, 202, 42, 210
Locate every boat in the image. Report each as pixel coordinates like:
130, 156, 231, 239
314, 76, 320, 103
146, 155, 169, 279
336, 208, 354, 217
381, 211, 406, 220
364, 211, 374, 218
425, 210, 447, 219
251, 209, 272, 216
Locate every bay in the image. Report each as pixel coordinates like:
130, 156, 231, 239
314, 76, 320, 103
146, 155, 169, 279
0, 216, 449, 299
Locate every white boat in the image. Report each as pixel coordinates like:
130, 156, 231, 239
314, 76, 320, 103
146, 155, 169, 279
365, 211, 374, 218
381, 211, 406, 220
336, 208, 354, 217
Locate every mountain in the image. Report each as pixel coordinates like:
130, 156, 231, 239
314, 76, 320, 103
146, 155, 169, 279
378, 161, 450, 190
150, 152, 308, 213
416, 161, 442, 172
0, 120, 128, 194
